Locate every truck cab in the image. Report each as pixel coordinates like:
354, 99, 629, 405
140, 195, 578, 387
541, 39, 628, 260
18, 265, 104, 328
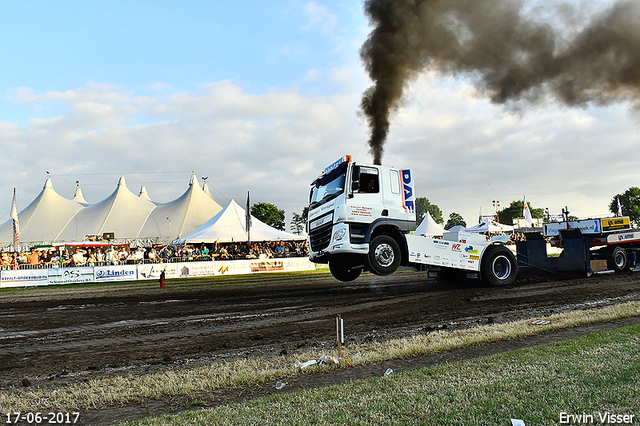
307, 155, 416, 281
307, 155, 519, 286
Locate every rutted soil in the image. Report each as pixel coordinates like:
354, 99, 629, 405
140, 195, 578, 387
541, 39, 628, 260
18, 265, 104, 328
1, 269, 640, 425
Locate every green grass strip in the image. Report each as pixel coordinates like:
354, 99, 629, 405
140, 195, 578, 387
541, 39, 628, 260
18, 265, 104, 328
120, 323, 640, 426
1, 301, 639, 415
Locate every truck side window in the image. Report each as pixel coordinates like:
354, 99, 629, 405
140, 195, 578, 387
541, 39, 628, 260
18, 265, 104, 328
389, 171, 400, 194
359, 173, 379, 193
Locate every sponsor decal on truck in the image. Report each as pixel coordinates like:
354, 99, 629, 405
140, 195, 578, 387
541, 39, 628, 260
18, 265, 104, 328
401, 169, 414, 214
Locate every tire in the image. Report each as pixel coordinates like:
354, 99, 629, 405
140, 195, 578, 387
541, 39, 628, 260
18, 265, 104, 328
481, 246, 518, 287
607, 247, 628, 271
367, 235, 401, 276
329, 259, 362, 282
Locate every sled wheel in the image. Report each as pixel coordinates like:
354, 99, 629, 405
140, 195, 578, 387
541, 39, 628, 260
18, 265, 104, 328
608, 247, 628, 271
481, 246, 518, 287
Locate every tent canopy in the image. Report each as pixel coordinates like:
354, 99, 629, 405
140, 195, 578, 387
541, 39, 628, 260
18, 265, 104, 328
0, 178, 84, 246
1, 174, 226, 247
56, 176, 156, 242
180, 199, 303, 244
138, 174, 222, 240
465, 218, 514, 233
414, 212, 445, 237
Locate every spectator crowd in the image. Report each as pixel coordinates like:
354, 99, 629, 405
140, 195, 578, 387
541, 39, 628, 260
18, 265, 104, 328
0, 240, 309, 270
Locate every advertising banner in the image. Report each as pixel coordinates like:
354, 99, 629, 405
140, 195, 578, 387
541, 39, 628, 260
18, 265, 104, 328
137, 263, 179, 280
214, 260, 253, 276
1, 269, 48, 288
94, 265, 137, 282
1, 257, 315, 288
543, 219, 600, 237
48, 267, 94, 285
251, 259, 284, 273
177, 261, 218, 278
281, 257, 316, 272
601, 217, 631, 232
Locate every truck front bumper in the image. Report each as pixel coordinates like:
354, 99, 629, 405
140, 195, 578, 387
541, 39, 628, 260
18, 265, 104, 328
309, 223, 369, 263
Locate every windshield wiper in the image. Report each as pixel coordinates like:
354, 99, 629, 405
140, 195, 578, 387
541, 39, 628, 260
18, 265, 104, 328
310, 191, 342, 210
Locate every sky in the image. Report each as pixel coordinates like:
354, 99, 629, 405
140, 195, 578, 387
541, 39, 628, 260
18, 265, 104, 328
0, 0, 638, 230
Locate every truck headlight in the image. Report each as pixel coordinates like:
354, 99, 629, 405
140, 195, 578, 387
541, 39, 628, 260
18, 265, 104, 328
333, 229, 347, 242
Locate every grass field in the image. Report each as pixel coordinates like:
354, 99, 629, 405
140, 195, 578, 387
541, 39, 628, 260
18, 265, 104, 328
118, 323, 640, 426
1, 299, 639, 425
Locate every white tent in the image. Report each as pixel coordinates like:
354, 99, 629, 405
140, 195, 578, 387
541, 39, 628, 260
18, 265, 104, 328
72, 184, 89, 206
138, 183, 153, 202
1, 174, 231, 247
139, 173, 222, 241
414, 212, 445, 237
180, 199, 302, 243
465, 217, 514, 233
56, 175, 156, 242
0, 177, 85, 246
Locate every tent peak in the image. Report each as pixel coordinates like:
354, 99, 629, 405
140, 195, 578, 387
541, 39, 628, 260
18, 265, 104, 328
73, 182, 87, 204
43, 176, 53, 190
139, 183, 151, 200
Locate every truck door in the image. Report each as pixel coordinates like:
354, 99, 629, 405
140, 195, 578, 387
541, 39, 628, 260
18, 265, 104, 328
384, 168, 415, 226
347, 165, 384, 222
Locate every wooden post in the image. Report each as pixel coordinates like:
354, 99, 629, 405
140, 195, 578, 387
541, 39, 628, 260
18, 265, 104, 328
336, 314, 344, 359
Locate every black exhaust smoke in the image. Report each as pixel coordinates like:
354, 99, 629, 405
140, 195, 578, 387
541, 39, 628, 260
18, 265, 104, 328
360, 0, 640, 165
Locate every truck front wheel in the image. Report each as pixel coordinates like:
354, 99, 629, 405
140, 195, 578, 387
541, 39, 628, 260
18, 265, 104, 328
481, 246, 518, 287
329, 259, 362, 282
367, 235, 401, 276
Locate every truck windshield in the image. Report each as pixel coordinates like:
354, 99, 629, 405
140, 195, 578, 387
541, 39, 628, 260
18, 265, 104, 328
310, 167, 347, 210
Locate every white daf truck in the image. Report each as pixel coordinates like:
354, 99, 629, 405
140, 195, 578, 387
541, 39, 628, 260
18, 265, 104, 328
307, 155, 518, 285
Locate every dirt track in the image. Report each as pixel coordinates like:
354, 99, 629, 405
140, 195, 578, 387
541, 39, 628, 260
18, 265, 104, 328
1, 269, 640, 424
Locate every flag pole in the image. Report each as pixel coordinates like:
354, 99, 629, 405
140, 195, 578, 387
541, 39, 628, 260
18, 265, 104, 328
10, 188, 20, 252
246, 191, 252, 245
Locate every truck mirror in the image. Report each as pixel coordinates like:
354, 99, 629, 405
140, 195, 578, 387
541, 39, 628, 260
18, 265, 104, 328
352, 166, 360, 182
351, 181, 360, 191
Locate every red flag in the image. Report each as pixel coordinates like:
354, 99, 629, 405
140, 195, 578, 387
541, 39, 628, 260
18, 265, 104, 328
10, 188, 19, 250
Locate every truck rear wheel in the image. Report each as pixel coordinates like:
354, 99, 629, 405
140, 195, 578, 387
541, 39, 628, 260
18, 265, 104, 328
329, 259, 362, 282
608, 247, 628, 271
367, 235, 401, 276
481, 246, 518, 287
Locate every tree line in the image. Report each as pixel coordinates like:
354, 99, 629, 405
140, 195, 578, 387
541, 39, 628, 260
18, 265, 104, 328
254, 186, 640, 234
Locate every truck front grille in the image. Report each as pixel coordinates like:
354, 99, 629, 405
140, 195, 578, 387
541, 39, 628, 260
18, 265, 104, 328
309, 222, 332, 252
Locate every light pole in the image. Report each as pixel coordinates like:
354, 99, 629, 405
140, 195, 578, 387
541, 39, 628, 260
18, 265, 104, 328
166, 217, 172, 242
492, 200, 500, 222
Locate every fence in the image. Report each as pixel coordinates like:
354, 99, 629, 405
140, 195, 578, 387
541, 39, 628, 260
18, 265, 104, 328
0, 256, 316, 288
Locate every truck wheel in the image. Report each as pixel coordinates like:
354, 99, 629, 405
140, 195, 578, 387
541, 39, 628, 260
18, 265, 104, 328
329, 259, 362, 282
607, 247, 628, 271
367, 235, 401, 276
481, 246, 518, 287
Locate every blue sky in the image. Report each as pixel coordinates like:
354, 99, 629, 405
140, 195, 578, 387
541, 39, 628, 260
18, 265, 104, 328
1, 0, 638, 232
1, 1, 364, 122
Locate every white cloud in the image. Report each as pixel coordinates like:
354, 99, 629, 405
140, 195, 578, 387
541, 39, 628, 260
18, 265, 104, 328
304, 69, 322, 83
301, 2, 338, 35
0, 81, 365, 223
382, 74, 640, 224
1, 68, 638, 229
